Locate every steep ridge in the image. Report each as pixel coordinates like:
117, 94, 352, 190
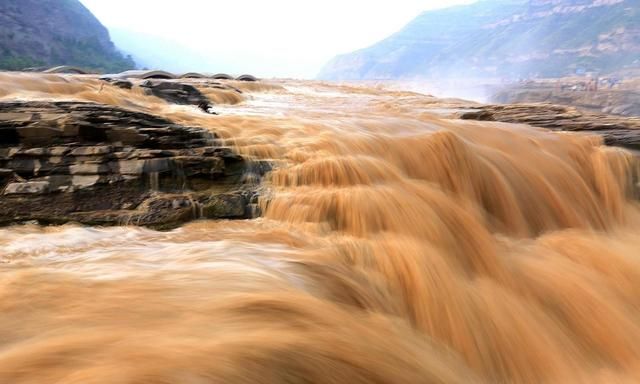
0, 0, 134, 72
319, 0, 640, 80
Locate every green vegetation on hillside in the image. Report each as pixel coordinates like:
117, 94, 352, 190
49, 37, 135, 73
0, 53, 43, 71
0, 0, 134, 73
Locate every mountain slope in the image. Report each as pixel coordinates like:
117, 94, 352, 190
319, 0, 640, 80
109, 28, 218, 74
0, 0, 134, 72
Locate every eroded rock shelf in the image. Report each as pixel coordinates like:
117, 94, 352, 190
460, 104, 640, 151
0, 101, 268, 229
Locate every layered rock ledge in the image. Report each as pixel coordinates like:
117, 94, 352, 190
460, 104, 640, 151
0, 101, 268, 229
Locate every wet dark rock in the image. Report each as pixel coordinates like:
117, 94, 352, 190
0, 168, 14, 177
460, 104, 640, 151
4, 181, 50, 195
69, 145, 113, 156
140, 80, 212, 110
101, 78, 134, 89
0, 101, 270, 229
0, 168, 15, 189
200, 193, 247, 219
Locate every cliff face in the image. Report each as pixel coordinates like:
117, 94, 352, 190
319, 0, 640, 80
0, 0, 134, 72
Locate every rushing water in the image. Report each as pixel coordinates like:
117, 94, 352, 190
1, 73, 640, 383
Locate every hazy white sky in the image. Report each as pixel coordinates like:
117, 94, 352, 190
80, 0, 475, 78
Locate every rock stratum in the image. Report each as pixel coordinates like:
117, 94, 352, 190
319, 0, 640, 80
460, 103, 640, 150
0, 0, 134, 72
489, 81, 640, 117
0, 100, 266, 229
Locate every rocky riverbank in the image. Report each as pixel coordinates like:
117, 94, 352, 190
460, 103, 640, 151
0, 100, 268, 229
489, 83, 640, 117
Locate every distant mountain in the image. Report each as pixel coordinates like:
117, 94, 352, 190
108, 29, 217, 74
0, 0, 134, 72
319, 0, 640, 80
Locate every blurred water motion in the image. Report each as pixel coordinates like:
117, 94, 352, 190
1, 73, 640, 383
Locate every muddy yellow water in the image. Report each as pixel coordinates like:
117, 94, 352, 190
1, 73, 640, 383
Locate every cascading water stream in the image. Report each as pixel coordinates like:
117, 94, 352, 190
1, 73, 639, 383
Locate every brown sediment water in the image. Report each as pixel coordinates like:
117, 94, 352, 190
1, 73, 640, 383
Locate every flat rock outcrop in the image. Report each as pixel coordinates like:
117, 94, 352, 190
140, 80, 212, 110
0, 101, 268, 228
460, 104, 640, 151
490, 84, 640, 117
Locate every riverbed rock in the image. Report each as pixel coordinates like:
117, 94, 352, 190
101, 78, 134, 90
0, 101, 268, 228
460, 104, 640, 151
201, 193, 247, 219
4, 181, 50, 195
140, 80, 212, 109
489, 84, 640, 117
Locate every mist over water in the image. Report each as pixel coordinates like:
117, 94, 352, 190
383, 79, 494, 103
1, 73, 640, 383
